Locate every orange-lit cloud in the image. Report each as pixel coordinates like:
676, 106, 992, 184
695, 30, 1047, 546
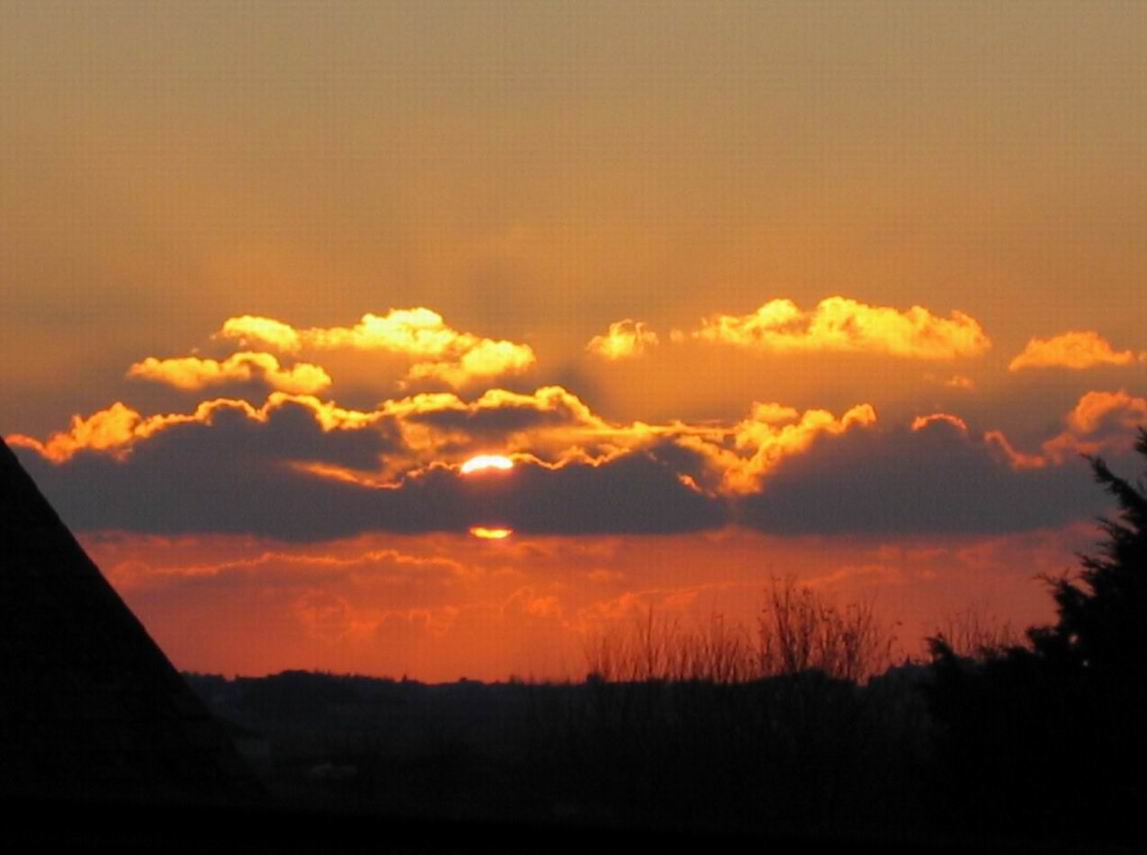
684, 402, 878, 494
6, 401, 205, 463
1063, 389, 1147, 435
951, 390, 1147, 471
5, 394, 380, 464
690, 296, 991, 360
983, 431, 1048, 471
1008, 331, 1144, 371
911, 392, 1147, 473
585, 319, 659, 360
12, 375, 1144, 541
216, 316, 302, 352
217, 308, 535, 387
1041, 390, 1147, 462
127, 352, 332, 395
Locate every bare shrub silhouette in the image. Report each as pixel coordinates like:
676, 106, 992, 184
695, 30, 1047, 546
582, 577, 896, 684
929, 604, 1021, 661
554, 580, 914, 833
583, 608, 756, 683
757, 577, 897, 682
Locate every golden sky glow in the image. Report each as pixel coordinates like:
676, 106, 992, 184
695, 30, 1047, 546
3, 2, 1146, 681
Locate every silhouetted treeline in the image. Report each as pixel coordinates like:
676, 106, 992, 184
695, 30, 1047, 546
185, 665, 935, 837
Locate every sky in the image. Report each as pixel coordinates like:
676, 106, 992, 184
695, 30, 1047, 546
3, 1, 1146, 681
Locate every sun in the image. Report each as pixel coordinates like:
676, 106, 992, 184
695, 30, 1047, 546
460, 454, 514, 475
469, 526, 512, 540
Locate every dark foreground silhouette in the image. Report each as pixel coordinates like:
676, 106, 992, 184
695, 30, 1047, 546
0, 437, 259, 803
3, 431, 1147, 852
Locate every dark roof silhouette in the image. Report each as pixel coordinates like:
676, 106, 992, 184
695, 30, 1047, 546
0, 437, 261, 802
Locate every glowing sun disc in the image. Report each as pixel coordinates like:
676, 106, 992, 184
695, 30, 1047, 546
470, 526, 512, 540
460, 454, 514, 475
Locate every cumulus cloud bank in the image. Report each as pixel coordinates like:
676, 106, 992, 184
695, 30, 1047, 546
9, 381, 1137, 540
9, 298, 1144, 541
737, 417, 1100, 535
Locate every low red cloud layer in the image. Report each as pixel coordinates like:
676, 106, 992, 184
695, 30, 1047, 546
80, 526, 1092, 682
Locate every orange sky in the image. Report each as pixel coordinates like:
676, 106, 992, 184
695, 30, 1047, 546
79, 525, 1093, 683
3, 3, 1146, 680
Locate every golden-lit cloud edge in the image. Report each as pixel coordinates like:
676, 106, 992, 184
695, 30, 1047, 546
11, 378, 1146, 542
6, 386, 878, 498
14, 380, 1147, 489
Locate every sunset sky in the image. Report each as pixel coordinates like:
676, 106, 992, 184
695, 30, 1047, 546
4, 2, 1146, 681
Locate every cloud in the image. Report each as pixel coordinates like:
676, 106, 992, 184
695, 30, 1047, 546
6, 394, 388, 464
690, 296, 990, 360
679, 402, 878, 494
738, 416, 1103, 535
217, 308, 535, 387
982, 431, 1048, 471
1008, 331, 1144, 371
8, 392, 727, 539
585, 319, 659, 360
89, 525, 1091, 681
911, 413, 969, 433
12, 385, 868, 538
216, 316, 302, 352
903, 391, 1147, 474
1041, 390, 1147, 463
127, 352, 332, 395
8, 401, 203, 463
12, 383, 1142, 541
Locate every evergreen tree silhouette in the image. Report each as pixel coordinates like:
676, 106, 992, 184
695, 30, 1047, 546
1033, 428, 1147, 673
926, 428, 1147, 841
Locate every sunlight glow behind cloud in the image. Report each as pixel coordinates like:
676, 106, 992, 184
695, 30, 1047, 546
469, 526, 513, 540
460, 454, 515, 474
